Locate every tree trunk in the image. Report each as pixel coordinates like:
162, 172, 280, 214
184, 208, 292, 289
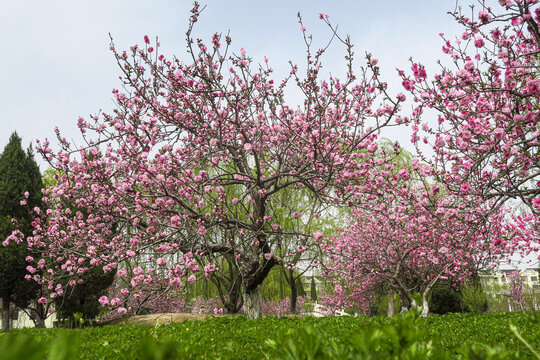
35, 317, 46, 328
290, 277, 297, 314
2, 298, 10, 332
213, 270, 243, 314
419, 265, 448, 317
420, 294, 429, 318
284, 269, 298, 314
34, 302, 46, 328
27, 302, 46, 328
243, 285, 262, 319
387, 290, 395, 318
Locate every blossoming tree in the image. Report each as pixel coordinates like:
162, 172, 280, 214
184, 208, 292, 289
401, 0, 540, 240
321, 158, 513, 317
16, 4, 402, 319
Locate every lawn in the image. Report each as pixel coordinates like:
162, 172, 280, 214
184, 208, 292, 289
1, 312, 539, 359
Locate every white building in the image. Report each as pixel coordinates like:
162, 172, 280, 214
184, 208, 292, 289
0, 306, 57, 330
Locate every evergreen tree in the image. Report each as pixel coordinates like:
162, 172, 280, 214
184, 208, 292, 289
310, 277, 318, 302
0, 132, 43, 331
296, 276, 306, 297
55, 265, 116, 328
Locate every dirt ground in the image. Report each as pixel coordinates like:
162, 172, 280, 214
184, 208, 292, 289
105, 312, 304, 326
106, 313, 209, 326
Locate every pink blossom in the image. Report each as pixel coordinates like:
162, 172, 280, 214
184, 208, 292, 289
117, 307, 127, 315
478, 11, 491, 23
367, 143, 378, 153
99, 296, 110, 306
474, 38, 485, 48
198, 226, 207, 235
118, 268, 128, 277
157, 257, 167, 266
399, 169, 411, 180
110, 297, 121, 306
204, 264, 217, 272
460, 183, 471, 193
264, 253, 273, 260
213, 307, 223, 315
493, 128, 505, 140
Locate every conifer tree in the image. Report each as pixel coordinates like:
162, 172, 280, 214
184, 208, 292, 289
0, 132, 43, 331
310, 277, 318, 302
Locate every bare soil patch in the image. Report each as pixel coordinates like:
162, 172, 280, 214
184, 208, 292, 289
106, 313, 209, 326
104, 312, 304, 326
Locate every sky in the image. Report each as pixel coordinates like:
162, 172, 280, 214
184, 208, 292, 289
0, 0, 466, 168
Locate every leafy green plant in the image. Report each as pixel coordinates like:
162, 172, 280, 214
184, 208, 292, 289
462, 284, 488, 313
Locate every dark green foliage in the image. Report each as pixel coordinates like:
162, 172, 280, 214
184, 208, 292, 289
310, 277, 318, 301
296, 276, 306, 297
429, 282, 463, 315
55, 266, 116, 326
0, 132, 43, 328
2, 312, 539, 359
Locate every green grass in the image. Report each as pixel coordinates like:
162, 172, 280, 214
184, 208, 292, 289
1, 312, 539, 359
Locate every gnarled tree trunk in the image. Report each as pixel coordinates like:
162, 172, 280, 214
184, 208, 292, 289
242, 285, 262, 319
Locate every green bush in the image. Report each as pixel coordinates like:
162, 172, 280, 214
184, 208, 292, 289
462, 284, 488, 313
429, 282, 463, 315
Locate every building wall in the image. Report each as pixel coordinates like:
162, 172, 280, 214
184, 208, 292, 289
0, 307, 57, 329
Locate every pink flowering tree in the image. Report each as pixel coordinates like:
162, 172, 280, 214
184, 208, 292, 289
321, 155, 513, 317
18, 4, 403, 319
401, 0, 540, 243
100, 277, 188, 321
509, 270, 526, 311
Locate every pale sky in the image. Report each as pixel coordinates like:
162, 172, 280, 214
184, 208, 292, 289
0, 0, 463, 167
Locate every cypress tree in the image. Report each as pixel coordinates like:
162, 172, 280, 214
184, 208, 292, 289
0, 132, 43, 331
310, 277, 318, 302
296, 276, 306, 297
